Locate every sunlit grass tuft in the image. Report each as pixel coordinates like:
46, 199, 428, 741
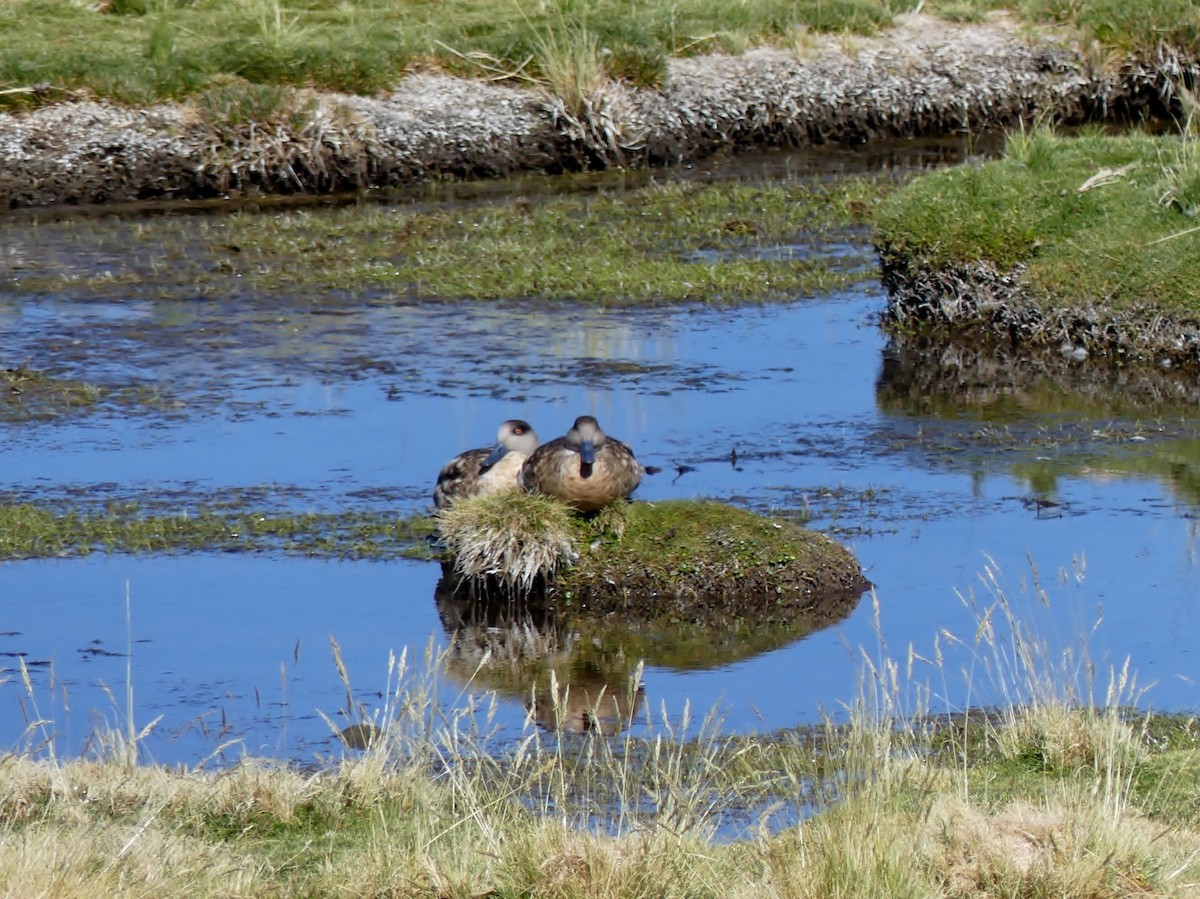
1003, 117, 1062, 170
530, 11, 633, 159
437, 491, 579, 591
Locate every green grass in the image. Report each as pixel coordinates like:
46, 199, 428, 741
0, 0, 895, 109
1018, 0, 1200, 52
3, 0, 1199, 112
0, 502, 436, 560
875, 127, 1200, 316
43, 173, 884, 303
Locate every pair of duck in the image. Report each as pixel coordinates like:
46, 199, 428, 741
434, 415, 643, 513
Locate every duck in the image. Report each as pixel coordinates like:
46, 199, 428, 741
519, 415, 644, 512
433, 419, 540, 510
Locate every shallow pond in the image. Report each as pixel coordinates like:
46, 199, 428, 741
2, 141, 1198, 766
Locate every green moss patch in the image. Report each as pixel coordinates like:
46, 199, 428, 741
558, 499, 866, 617
875, 129, 1200, 366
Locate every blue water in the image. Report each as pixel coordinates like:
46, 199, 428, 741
2, 196, 1198, 766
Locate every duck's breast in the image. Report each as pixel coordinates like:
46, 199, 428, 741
475, 449, 528, 497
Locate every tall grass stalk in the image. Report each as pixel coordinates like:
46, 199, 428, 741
15, 655, 57, 761
84, 582, 163, 767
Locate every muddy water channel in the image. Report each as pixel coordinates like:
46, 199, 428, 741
2, 142, 1199, 767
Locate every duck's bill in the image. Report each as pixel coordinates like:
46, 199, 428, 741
482, 444, 509, 468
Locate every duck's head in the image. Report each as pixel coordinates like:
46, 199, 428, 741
565, 415, 606, 465
482, 419, 539, 468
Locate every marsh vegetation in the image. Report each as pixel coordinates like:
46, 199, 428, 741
0, 501, 436, 561
5, 3, 1200, 895
5, 173, 889, 302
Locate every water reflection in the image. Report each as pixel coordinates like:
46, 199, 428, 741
435, 568, 865, 736
435, 572, 644, 735
876, 336, 1200, 505
878, 336, 1200, 416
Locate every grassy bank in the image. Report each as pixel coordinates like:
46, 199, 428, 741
3, 0, 1199, 113
874, 125, 1200, 361
3, 567, 1199, 897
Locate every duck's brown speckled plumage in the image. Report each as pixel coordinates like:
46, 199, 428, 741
433, 419, 539, 510
519, 415, 643, 512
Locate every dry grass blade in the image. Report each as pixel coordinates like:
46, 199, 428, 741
1144, 223, 1200, 245
1077, 161, 1137, 192
433, 40, 537, 83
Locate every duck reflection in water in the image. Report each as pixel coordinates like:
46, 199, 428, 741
435, 573, 644, 736
433, 419, 540, 510
519, 415, 644, 512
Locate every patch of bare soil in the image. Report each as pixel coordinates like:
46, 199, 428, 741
1, 13, 1191, 209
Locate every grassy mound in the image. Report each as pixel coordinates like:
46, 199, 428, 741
874, 128, 1200, 367
436, 494, 866, 620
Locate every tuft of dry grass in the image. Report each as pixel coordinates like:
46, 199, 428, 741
436, 490, 579, 592
916, 788, 1199, 898
194, 77, 371, 194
